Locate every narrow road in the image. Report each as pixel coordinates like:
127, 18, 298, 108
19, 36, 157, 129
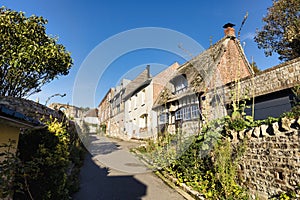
73, 134, 186, 200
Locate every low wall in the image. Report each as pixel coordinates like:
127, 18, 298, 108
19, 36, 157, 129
234, 118, 300, 199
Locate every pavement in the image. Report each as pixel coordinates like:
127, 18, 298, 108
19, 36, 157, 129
72, 134, 187, 200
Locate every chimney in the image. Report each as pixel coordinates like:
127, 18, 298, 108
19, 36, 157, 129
146, 65, 150, 78
223, 23, 236, 37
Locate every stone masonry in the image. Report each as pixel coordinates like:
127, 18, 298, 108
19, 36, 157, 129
203, 57, 300, 117
239, 57, 300, 98
235, 118, 300, 199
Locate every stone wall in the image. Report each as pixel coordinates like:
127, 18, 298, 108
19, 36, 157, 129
235, 118, 300, 199
48, 103, 84, 119
239, 57, 300, 98
204, 57, 300, 112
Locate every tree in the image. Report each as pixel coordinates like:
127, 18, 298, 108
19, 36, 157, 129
254, 0, 300, 61
0, 7, 72, 97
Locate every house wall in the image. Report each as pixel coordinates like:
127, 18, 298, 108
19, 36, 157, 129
98, 89, 113, 134
0, 124, 20, 161
109, 112, 124, 139
152, 62, 180, 101
125, 84, 155, 140
109, 84, 127, 138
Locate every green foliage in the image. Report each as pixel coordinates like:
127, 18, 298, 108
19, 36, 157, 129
0, 118, 85, 199
264, 116, 280, 125
164, 130, 249, 199
135, 116, 249, 198
225, 98, 256, 132
0, 6, 73, 97
280, 86, 300, 119
0, 140, 20, 199
100, 123, 106, 133
270, 189, 297, 200
254, 0, 300, 61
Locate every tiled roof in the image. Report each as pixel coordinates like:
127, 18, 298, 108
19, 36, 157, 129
0, 104, 43, 128
124, 68, 151, 99
84, 108, 98, 117
153, 35, 254, 106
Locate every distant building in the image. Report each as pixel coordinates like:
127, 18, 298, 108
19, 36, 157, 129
83, 108, 99, 133
97, 88, 114, 134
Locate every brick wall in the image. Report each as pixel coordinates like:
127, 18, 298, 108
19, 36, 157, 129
218, 39, 253, 85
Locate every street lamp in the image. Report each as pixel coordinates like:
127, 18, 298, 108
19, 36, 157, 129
45, 93, 66, 106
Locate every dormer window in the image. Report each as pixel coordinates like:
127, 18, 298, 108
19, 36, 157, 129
171, 74, 188, 95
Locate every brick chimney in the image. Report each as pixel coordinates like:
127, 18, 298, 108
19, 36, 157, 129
223, 23, 236, 37
146, 64, 150, 78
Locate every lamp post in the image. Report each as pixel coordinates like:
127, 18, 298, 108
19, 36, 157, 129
45, 93, 66, 106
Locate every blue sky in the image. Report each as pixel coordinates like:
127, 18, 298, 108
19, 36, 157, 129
2, 0, 280, 108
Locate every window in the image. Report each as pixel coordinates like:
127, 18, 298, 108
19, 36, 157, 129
139, 114, 148, 128
159, 113, 169, 124
117, 105, 120, 113
175, 109, 182, 120
191, 105, 200, 119
128, 98, 131, 112
133, 94, 137, 109
141, 89, 145, 106
182, 106, 191, 120
173, 75, 188, 94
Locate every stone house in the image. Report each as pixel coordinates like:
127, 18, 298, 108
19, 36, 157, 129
97, 23, 300, 141
83, 108, 99, 133
122, 63, 180, 140
48, 103, 84, 119
109, 78, 131, 138
153, 23, 254, 135
123, 66, 152, 140
97, 88, 114, 134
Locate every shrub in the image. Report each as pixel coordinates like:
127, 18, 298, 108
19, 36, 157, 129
0, 118, 85, 200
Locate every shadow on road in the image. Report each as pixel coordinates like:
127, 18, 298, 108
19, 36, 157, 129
86, 134, 121, 155
73, 152, 147, 200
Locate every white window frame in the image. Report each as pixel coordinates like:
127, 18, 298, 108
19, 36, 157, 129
191, 104, 200, 119
159, 113, 169, 124
175, 109, 182, 120
141, 89, 145, 106
182, 106, 191, 121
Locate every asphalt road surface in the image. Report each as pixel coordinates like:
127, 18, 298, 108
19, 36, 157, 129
72, 134, 186, 200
